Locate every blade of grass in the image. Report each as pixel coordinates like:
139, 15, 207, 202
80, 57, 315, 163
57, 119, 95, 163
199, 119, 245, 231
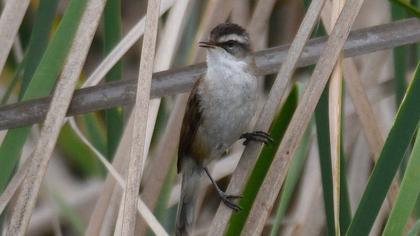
345, 62, 420, 235
0, 0, 30, 75
209, 0, 326, 234
0, 0, 88, 194
19, 0, 59, 99
226, 86, 298, 236
242, 0, 365, 234
6, 0, 101, 233
391, 3, 407, 106
103, 0, 123, 159
118, 0, 161, 234
315, 87, 336, 236
382, 123, 420, 236
269, 120, 311, 236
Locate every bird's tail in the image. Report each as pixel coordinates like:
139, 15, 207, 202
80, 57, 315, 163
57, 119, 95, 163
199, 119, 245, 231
176, 164, 201, 236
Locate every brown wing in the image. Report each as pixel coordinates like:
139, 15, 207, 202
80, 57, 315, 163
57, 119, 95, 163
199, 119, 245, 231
177, 79, 203, 173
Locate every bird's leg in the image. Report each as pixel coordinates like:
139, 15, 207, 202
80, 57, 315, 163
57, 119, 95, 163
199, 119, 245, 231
240, 131, 274, 146
203, 167, 242, 211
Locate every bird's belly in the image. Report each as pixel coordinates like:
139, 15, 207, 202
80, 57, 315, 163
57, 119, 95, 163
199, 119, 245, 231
204, 101, 254, 146
199, 76, 257, 157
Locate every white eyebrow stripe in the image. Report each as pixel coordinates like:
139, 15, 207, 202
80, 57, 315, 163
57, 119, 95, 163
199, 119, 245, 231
218, 34, 248, 44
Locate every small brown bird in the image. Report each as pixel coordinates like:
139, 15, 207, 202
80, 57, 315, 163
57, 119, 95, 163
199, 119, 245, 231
175, 23, 272, 236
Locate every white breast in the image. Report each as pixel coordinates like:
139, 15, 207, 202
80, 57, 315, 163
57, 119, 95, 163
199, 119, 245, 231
197, 50, 257, 157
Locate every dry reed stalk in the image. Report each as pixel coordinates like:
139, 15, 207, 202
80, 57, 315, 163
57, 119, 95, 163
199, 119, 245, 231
6, 1, 106, 234
0, 0, 30, 75
195, 0, 235, 61
0, 154, 30, 214
139, 0, 234, 217
134, 0, 193, 234
320, 0, 403, 230
1, 19, 419, 131
241, 0, 365, 234
142, 0, 189, 159
247, 0, 278, 47
100, 187, 123, 236
61, 1, 176, 196
27, 182, 102, 235
81, 0, 175, 88
320, 0, 385, 164
118, 0, 161, 234
327, 0, 344, 234
209, 0, 326, 234
231, 0, 250, 26
85, 114, 133, 235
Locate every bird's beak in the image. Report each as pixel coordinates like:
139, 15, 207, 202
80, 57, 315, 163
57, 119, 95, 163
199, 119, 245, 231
199, 41, 217, 49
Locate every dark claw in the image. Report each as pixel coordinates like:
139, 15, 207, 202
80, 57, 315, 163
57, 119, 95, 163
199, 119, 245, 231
203, 167, 242, 212
240, 131, 274, 146
225, 194, 243, 200
219, 193, 242, 211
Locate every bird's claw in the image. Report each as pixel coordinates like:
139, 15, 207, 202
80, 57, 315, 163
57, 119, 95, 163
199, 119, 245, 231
240, 131, 274, 146
219, 192, 242, 211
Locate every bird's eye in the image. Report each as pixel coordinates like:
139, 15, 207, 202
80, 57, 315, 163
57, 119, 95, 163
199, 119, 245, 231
225, 40, 235, 48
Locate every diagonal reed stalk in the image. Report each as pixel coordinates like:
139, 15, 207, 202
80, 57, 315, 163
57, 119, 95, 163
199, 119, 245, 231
241, 0, 366, 234
209, 0, 326, 234
0, 0, 30, 75
6, 0, 104, 234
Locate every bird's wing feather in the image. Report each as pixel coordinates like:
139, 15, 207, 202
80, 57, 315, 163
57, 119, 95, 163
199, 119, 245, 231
177, 79, 203, 173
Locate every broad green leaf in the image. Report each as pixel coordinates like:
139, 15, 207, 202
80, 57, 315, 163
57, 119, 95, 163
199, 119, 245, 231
346, 62, 420, 236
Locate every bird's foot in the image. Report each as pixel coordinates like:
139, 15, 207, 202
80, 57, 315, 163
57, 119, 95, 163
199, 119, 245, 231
240, 131, 274, 146
217, 191, 242, 212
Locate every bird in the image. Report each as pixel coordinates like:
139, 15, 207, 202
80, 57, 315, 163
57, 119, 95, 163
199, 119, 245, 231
175, 23, 273, 236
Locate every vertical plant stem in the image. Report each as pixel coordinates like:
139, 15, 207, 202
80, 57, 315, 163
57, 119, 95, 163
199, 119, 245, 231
119, 0, 161, 234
